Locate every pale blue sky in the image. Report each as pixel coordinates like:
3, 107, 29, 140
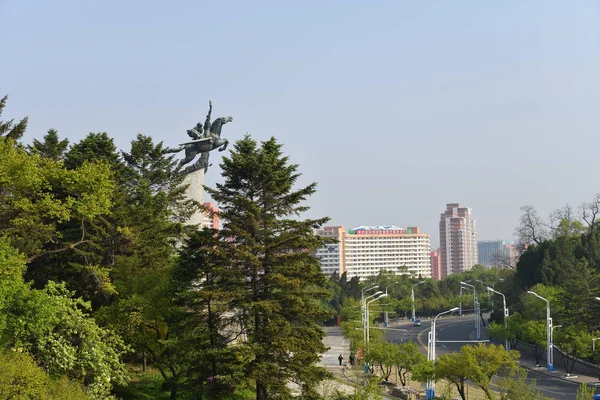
2, 1, 600, 247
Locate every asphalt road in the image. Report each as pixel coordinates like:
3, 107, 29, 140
383, 316, 587, 400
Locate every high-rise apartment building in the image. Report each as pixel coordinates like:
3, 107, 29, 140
315, 225, 431, 280
430, 250, 441, 280
439, 203, 478, 278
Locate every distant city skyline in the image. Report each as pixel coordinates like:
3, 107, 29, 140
2, 1, 599, 248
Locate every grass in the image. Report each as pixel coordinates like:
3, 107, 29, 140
113, 365, 171, 400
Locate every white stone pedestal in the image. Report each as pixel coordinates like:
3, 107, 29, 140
183, 168, 205, 226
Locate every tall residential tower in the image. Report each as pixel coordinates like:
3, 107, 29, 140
439, 203, 478, 278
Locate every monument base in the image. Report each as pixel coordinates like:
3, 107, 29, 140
183, 168, 205, 226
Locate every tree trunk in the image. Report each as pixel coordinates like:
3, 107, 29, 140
170, 385, 177, 400
256, 382, 267, 400
142, 351, 147, 372
457, 382, 467, 400
482, 386, 494, 400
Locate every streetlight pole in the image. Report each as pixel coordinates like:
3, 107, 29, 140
426, 306, 460, 400
476, 279, 493, 313
412, 281, 426, 322
384, 282, 399, 326
366, 293, 388, 347
362, 291, 383, 346
487, 287, 509, 350
459, 285, 463, 316
461, 282, 479, 340
360, 285, 378, 343
527, 290, 553, 372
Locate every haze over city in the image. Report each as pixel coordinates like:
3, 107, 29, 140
3, 1, 600, 247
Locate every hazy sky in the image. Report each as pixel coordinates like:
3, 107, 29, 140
2, 1, 600, 247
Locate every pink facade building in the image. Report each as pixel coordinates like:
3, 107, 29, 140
430, 250, 441, 280
439, 203, 478, 278
202, 202, 220, 230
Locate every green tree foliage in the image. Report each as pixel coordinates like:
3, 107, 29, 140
4, 282, 129, 398
497, 368, 550, 400
64, 132, 122, 170
0, 95, 28, 141
364, 339, 397, 381
0, 237, 128, 398
555, 325, 593, 374
0, 139, 114, 261
27, 128, 69, 160
489, 314, 523, 351
206, 135, 333, 400
576, 382, 596, 400
520, 320, 547, 366
436, 344, 519, 400
0, 351, 91, 400
394, 341, 426, 387
435, 350, 471, 400
158, 229, 250, 399
462, 344, 520, 400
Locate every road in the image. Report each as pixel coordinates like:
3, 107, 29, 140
383, 315, 587, 400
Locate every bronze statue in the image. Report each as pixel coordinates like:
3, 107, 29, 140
165, 101, 232, 174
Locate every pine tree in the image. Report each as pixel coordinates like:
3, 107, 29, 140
0, 95, 28, 141
27, 129, 69, 160
206, 135, 333, 399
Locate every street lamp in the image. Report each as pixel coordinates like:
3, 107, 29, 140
487, 287, 509, 350
527, 290, 553, 372
461, 281, 480, 340
476, 279, 493, 312
426, 306, 460, 400
361, 284, 378, 304
366, 293, 388, 346
383, 282, 400, 326
362, 291, 383, 345
412, 281, 426, 322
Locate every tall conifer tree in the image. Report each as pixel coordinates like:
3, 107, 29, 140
206, 135, 332, 399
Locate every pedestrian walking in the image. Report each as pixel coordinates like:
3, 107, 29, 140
338, 354, 344, 366
349, 353, 355, 366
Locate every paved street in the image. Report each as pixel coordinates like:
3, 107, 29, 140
383, 315, 599, 399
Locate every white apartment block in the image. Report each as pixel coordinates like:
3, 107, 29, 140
315, 225, 431, 280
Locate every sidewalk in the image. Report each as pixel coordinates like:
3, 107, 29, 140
320, 326, 411, 399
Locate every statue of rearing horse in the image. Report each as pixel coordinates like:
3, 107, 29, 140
165, 101, 232, 173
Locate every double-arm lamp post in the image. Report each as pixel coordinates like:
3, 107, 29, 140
426, 307, 460, 400
460, 281, 480, 340
487, 287, 509, 350
527, 290, 553, 372
362, 291, 382, 345
366, 293, 388, 346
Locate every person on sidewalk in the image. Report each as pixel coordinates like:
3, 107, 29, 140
349, 353, 355, 366
338, 354, 344, 366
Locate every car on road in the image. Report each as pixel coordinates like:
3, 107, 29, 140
413, 319, 422, 326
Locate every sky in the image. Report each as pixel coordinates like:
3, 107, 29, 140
2, 1, 600, 247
